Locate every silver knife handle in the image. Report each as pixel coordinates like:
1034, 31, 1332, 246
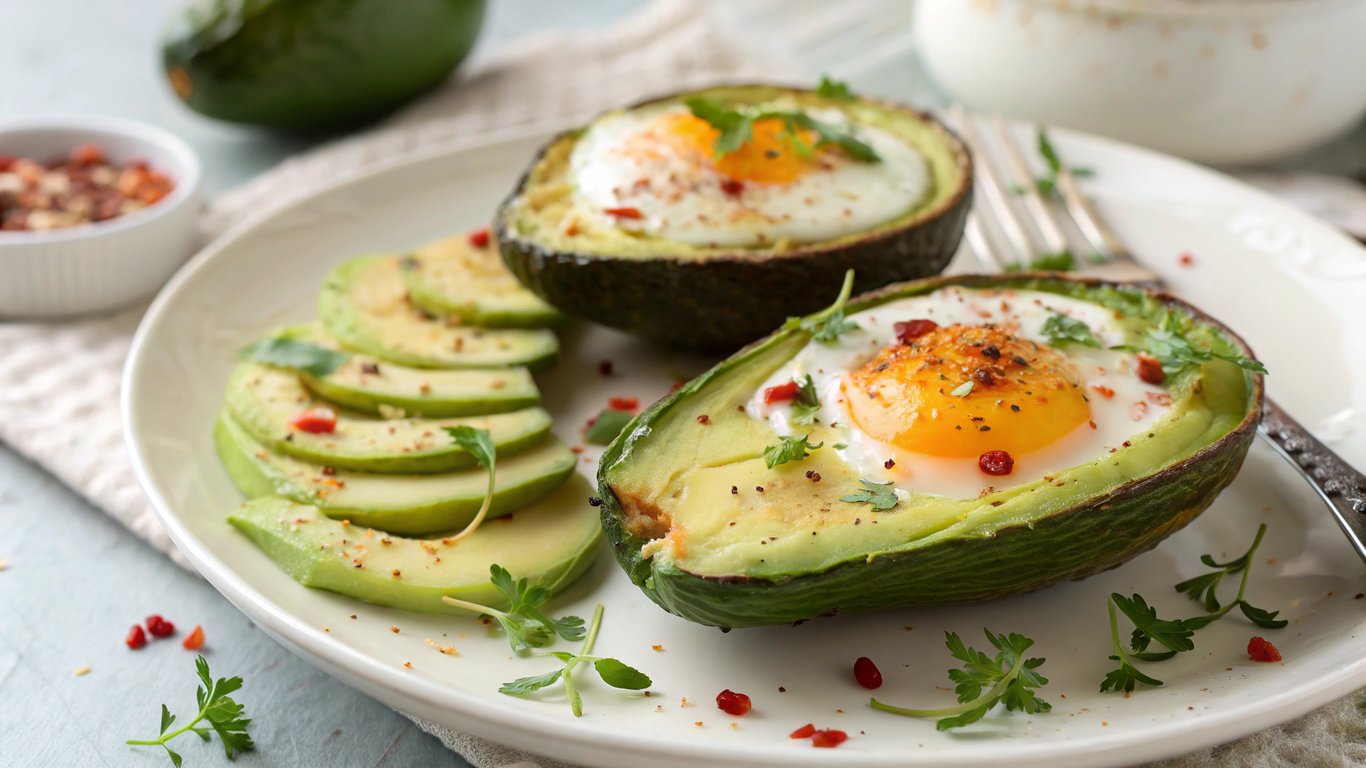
1259, 397, 1366, 562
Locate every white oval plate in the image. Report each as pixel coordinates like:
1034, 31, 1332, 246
124, 124, 1366, 768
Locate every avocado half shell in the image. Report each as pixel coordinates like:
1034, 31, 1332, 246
496, 85, 973, 351
596, 274, 1266, 628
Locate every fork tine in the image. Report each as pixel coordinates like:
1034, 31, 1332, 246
950, 105, 1035, 268
1054, 169, 1132, 262
990, 116, 1069, 256
963, 216, 1006, 272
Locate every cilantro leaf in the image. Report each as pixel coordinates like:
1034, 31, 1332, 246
1041, 313, 1102, 348
789, 375, 822, 425
241, 337, 349, 377
817, 75, 855, 100
499, 668, 564, 695
442, 426, 496, 542
445, 564, 585, 652
1239, 602, 1288, 629
499, 604, 651, 716
840, 478, 899, 512
127, 655, 254, 764
1115, 313, 1266, 377
1099, 659, 1164, 694
684, 97, 753, 156
685, 99, 881, 163
1111, 593, 1195, 654
594, 658, 653, 690
585, 408, 635, 445
764, 435, 822, 469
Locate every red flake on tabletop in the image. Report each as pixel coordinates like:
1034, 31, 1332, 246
145, 614, 176, 638
1248, 636, 1282, 662
715, 689, 752, 716
1178, 251, 1195, 267
789, 723, 816, 739
126, 625, 147, 650
811, 729, 848, 748
182, 625, 205, 651
853, 656, 883, 689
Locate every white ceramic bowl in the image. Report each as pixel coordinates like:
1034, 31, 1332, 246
0, 115, 202, 318
912, 0, 1366, 166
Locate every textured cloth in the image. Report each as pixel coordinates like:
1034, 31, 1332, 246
1, 0, 1364, 766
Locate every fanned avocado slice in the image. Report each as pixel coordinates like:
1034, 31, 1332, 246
319, 255, 558, 370
227, 477, 602, 614
400, 233, 562, 327
276, 324, 541, 417
215, 413, 575, 536
225, 362, 552, 474
597, 275, 1264, 628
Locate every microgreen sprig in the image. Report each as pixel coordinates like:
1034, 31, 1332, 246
442, 565, 585, 653
783, 269, 860, 344
870, 629, 1050, 730
126, 655, 254, 767
1113, 312, 1266, 378
685, 97, 880, 163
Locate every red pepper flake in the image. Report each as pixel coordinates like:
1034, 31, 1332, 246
467, 228, 491, 249
145, 614, 176, 638
978, 450, 1014, 476
598, 359, 614, 377
289, 407, 337, 434
1248, 636, 1282, 662
1146, 391, 1173, 407
894, 319, 939, 344
789, 723, 816, 739
1090, 384, 1115, 399
604, 206, 644, 220
853, 656, 883, 689
720, 178, 745, 196
71, 143, 105, 166
810, 729, 848, 748
1178, 251, 1195, 267
608, 396, 639, 411
697, 414, 711, 425
715, 689, 752, 716
182, 625, 205, 650
763, 380, 801, 404
125, 624, 147, 650
883, 459, 895, 470
1136, 354, 1166, 385
1132, 400, 1150, 421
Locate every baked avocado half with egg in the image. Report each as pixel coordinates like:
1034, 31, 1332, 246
597, 274, 1265, 628
497, 83, 972, 350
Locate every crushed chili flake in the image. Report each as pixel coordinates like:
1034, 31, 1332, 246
467, 228, 491, 248
696, 414, 711, 425
0, 144, 176, 232
604, 206, 644, 219
126, 624, 148, 649
810, 729, 848, 748
182, 625, 205, 650
979, 450, 1014, 476
289, 407, 337, 434
608, 396, 639, 411
883, 459, 896, 469
763, 380, 801, 404
789, 723, 817, 739
1178, 251, 1195, 267
719, 178, 745, 196
1248, 636, 1282, 662
715, 689, 752, 716
853, 656, 883, 689
145, 614, 176, 638
1091, 384, 1116, 399
1136, 354, 1166, 385
894, 319, 939, 344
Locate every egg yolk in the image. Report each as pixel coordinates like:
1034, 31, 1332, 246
843, 324, 1091, 458
656, 113, 826, 185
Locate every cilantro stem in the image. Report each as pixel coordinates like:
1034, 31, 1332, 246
1191, 523, 1268, 622
441, 596, 510, 618
126, 716, 205, 746
563, 603, 605, 716
1107, 597, 1134, 667
579, 602, 605, 657
869, 655, 1024, 719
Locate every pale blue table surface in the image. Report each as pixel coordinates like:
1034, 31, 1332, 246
1, 1, 1362, 767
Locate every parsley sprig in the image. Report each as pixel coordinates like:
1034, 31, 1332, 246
1041, 313, 1102, 348
841, 478, 899, 512
1100, 523, 1286, 693
241, 337, 349, 377
441, 426, 497, 542
685, 97, 880, 163
443, 564, 585, 653
499, 603, 652, 716
789, 374, 822, 425
126, 655, 253, 767
764, 434, 822, 469
870, 629, 1050, 730
1115, 313, 1266, 377
783, 269, 861, 344
816, 75, 855, 101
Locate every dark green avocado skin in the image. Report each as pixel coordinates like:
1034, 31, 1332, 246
162, 0, 485, 131
498, 91, 973, 352
597, 274, 1265, 628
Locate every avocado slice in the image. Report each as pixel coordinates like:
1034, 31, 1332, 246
228, 477, 602, 613
319, 255, 558, 370
215, 414, 576, 536
597, 275, 1264, 627
225, 362, 552, 474
497, 84, 972, 350
400, 233, 562, 328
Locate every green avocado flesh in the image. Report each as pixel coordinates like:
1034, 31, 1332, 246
597, 275, 1262, 627
215, 414, 575, 536
497, 84, 972, 349
227, 477, 602, 614
319, 255, 558, 370
225, 362, 552, 474
277, 325, 541, 417
400, 233, 561, 327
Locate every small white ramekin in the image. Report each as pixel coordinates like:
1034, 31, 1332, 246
0, 115, 202, 319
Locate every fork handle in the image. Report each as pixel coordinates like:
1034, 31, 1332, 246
1258, 398, 1366, 563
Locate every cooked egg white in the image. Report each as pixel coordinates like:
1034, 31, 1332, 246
748, 287, 1172, 500
568, 104, 930, 248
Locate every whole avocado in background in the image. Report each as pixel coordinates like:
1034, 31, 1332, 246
162, 0, 486, 131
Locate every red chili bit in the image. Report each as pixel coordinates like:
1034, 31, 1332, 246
720, 178, 745, 196
1178, 251, 1195, 267
1135, 354, 1166, 385
789, 723, 816, 739
289, 407, 337, 434
145, 614, 176, 638
467, 228, 491, 249
70, 142, 105, 166
608, 397, 639, 411
978, 450, 1014, 476
697, 414, 711, 425
1090, 384, 1116, 399
763, 380, 801, 404
894, 319, 938, 344
811, 729, 848, 748
1247, 636, 1282, 662
126, 624, 148, 650
853, 656, 882, 689
604, 207, 644, 220
182, 625, 205, 650
715, 689, 752, 716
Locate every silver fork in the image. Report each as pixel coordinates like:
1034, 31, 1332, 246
951, 106, 1366, 563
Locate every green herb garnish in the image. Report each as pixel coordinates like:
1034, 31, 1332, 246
764, 434, 823, 469
241, 337, 349, 377
126, 655, 254, 766
585, 408, 635, 445
441, 426, 496, 542
950, 380, 974, 397
870, 629, 1049, 730
685, 98, 880, 163
1033, 129, 1094, 198
443, 564, 585, 652
1114, 313, 1266, 377
840, 478, 899, 512
499, 603, 651, 716
790, 374, 822, 425
1004, 250, 1078, 272
783, 269, 861, 344
816, 75, 855, 101
1041, 313, 1102, 348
